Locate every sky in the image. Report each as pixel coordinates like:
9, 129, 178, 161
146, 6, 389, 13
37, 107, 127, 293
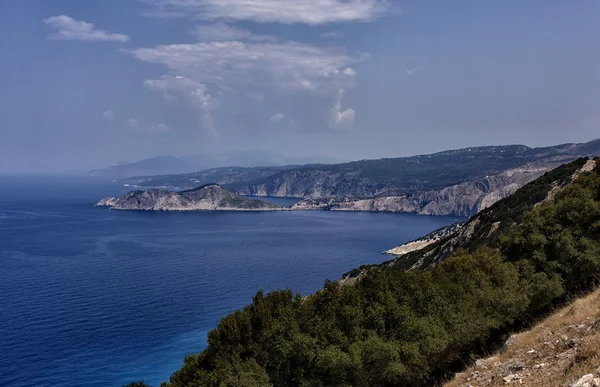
1, 0, 600, 173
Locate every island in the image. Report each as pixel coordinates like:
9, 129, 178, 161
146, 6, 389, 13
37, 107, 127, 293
96, 183, 285, 211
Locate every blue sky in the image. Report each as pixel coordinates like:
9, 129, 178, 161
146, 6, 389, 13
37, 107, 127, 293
1, 0, 600, 173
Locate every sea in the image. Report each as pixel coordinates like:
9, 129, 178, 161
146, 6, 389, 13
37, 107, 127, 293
0, 177, 461, 387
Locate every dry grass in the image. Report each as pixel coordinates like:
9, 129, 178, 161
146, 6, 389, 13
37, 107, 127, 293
445, 288, 600, 387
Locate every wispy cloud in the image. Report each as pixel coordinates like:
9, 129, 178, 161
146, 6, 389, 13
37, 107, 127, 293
143, 0, 391, 24
103, 110, 115, 119
329, 89, 355, 130
191, 21, 274, 42
130, 41, 361, 95
152, 123, 172, 131
43, 15, 130, 42
321, 31, 345, 39
127, 119, 140, 128
270, 113, 285, 123
144, 75, 217, 136
406, 65, 424, 76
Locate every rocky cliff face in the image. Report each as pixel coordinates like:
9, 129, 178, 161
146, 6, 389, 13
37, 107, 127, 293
292, 163, 554, 216
232, 141, 600, 217
96, 184, 283, 211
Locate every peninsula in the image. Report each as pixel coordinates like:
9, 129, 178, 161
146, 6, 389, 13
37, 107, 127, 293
96, 184, 284, 211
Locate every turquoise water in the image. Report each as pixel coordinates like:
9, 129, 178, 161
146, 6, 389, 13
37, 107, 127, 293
0, 177, 461, 386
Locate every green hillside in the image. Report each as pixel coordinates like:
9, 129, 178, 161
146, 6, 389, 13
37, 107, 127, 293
125, 158, 600, 387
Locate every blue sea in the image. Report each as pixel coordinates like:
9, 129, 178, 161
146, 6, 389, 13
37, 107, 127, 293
0, 177, 461, 387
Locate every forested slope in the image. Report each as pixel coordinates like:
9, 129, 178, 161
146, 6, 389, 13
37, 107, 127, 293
126, 157, 600, 387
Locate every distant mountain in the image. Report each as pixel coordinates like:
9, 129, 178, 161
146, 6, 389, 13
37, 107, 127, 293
111, 140, 600, 217
180, 151, 345, 171
228, 140, 600, 216
92, 152, 343, 179
121, 165, 300, 190
96, 184, 283, 211
90, 156, 193, 178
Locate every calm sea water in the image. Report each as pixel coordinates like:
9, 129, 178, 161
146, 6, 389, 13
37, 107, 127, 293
0, 177, 461, 387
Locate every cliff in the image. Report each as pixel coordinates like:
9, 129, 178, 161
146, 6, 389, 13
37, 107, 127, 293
232, 140, 600, 217
292, 163, 553, 216
96, 184, 283, 211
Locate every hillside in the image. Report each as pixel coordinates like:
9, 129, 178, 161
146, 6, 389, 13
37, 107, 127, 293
96, 184, 283, 211
371, 158, 592, 271
121, 166, 298, 190
123, 157, 600, 387
230, 141, 600, 200
446, 288, 600, 387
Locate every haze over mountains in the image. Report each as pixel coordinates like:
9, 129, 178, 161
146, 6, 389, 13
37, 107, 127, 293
90, 151, 344, 178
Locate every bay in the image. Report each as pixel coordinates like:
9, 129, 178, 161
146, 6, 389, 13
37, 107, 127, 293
0, 177, 461, 387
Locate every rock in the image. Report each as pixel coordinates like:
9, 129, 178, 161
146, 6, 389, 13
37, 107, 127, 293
510, 362, 524, 371
570, 374, 594, 387
596, 367, 600, 376
591, 319, 600, 331
503, 374, 524, 383
527, 349, 536, 354
560, 335, 578, 349
592, 378, 600, 387
476, 359, 487, 367
503, 334, 520, 352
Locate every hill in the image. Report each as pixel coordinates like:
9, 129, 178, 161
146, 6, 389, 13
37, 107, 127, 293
123, 157, 600, 386
446, 287, 600, 387
121, 165, 299, 191
96, 184, 283, 211
369, 157, 592, 272
229, 141, 600, 200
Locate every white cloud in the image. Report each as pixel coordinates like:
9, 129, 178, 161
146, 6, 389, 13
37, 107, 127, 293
145, 0, 391, 25
321, 31, 345, 39
406, 65, 424, 76
127, 119, 140, 128
191, 21, 251, 41
43, 15, 130, 42
145, 123, 172, 132
130, 41, 361, 95
103, 110, 115, 119
155, 123, 171, 131
191, 21, 275, 42
270, 113, 285, 122
329, 89, 355, 130
144, 75, 217, 136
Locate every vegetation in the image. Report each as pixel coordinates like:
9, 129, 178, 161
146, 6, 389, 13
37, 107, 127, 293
382, 158, 588, 271
126, 158, 600, 387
